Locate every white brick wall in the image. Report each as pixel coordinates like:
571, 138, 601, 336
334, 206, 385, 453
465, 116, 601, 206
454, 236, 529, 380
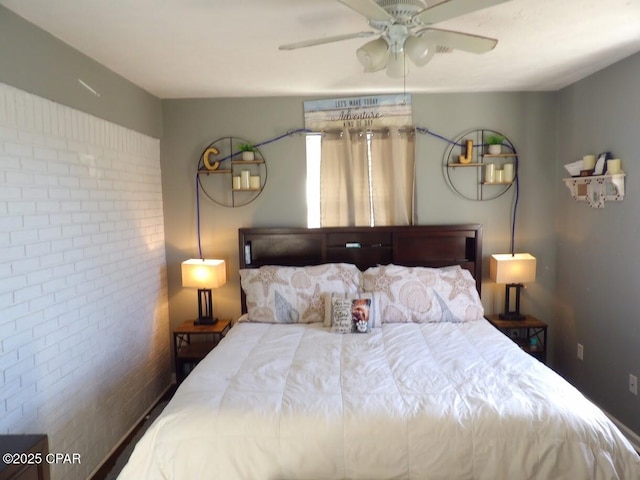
0, 83, 171, 480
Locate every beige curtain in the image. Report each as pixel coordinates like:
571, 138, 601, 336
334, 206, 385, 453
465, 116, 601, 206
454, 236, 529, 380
370, 128, 415, 225
320, 127, 414, 227
320, 130, 371, 226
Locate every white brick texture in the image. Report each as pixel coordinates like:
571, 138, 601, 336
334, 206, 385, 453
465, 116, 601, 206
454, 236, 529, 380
0, 83, 171, 480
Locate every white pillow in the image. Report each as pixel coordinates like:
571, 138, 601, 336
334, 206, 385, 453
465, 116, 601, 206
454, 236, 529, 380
240, 263, 361, 324
362, 264, 483, 323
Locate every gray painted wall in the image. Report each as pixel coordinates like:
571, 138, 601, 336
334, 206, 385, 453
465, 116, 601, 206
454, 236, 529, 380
161, 93, 558, 354
0, 5, 162, 138
556, 52, 640, 434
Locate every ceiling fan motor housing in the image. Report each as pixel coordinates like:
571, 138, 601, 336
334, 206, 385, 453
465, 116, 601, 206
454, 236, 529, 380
376, 0, 427, 24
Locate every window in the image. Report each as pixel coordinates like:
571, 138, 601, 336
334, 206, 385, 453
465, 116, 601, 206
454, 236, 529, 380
306, 133, 322, 228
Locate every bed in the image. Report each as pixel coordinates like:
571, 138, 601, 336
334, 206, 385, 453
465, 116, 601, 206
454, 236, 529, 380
118, 225, 640, 480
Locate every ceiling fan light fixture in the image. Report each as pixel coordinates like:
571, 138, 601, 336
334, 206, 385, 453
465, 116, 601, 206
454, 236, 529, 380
356, 37, 389, 72
404, 34, 436, 67
279, 0, 502, 78
386, 51, 409, 78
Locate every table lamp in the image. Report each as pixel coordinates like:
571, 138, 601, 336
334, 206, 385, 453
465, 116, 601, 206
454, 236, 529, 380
489, 253, 536, 320
181, 258, 226, 325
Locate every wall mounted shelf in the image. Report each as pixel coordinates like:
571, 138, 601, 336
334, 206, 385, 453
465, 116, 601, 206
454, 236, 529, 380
196, 136, 267, 207
443, 129, 517, 201
563, 173, 625, 208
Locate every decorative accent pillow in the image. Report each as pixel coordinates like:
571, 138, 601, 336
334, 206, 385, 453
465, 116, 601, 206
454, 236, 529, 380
325, 293, 375, 334
362, 264, 483, 323
239, 263, 362, 324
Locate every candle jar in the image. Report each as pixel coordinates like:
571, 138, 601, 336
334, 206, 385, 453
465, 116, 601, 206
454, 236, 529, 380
607, 158, 621, 174
485, 163, 495, 183
241, 170, 251, 189
503, 163, 514, 182
232, 175, 241, 190
583, 154, 596, 170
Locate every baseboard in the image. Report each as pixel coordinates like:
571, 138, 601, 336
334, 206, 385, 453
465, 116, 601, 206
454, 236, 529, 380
602, 409, 640, 453
87, 382, 175, 479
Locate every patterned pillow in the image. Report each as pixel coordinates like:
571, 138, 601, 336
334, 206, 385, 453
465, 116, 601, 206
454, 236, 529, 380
362, 264, 483, 323
324, 292, 377, 332
240, 263, 362, 323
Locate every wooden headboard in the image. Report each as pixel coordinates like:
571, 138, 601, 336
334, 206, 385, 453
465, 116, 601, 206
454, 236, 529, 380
238, 224, 483, 311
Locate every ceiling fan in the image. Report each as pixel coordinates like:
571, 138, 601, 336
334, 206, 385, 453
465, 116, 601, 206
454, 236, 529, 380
279, 0, 510, 77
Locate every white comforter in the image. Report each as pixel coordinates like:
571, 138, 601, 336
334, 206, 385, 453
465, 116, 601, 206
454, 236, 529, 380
119, 321, 640, 480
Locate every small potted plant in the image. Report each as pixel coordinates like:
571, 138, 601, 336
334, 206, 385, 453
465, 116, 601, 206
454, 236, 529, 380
486, 134, 505, 155
237, 142, 257, 161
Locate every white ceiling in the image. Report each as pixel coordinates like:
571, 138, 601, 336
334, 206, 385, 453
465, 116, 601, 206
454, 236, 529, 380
2, 0, 640, 99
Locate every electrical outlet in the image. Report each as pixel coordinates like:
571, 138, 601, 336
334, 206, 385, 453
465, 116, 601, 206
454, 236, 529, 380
630, 374, 638, 395
577, 343, 584, 361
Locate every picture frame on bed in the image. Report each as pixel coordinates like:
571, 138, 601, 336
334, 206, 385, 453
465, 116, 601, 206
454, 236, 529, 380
330, 296, 372, 333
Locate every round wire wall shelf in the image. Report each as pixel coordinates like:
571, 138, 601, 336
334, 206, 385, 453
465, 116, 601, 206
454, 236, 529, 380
443, 128, 517, 201
196, 136, 267, 207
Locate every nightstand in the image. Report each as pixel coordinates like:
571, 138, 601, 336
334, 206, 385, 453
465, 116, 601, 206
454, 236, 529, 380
173, 319, 231, 384
486, 314, 547, 364
0, 434, 49, 480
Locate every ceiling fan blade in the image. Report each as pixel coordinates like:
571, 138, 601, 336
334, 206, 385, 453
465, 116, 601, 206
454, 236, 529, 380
279, 31, 375, 50
338, 0, 395, 22
414, 0, 510, 25
417, 28, 498, 54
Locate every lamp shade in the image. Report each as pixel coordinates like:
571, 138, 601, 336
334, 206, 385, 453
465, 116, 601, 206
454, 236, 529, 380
181, 259, 226, 289
490, 253, 536, 284
404, 35, 436, 67
356, 37, 389, 73
386, 51, 409, 78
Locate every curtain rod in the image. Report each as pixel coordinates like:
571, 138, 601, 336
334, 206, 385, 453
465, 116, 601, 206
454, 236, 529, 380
308, 127, 416, 135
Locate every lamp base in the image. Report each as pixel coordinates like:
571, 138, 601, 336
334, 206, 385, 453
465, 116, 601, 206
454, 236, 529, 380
195, 289, 217, 326
499, 283, 525, 321
194, 317, 218, 326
